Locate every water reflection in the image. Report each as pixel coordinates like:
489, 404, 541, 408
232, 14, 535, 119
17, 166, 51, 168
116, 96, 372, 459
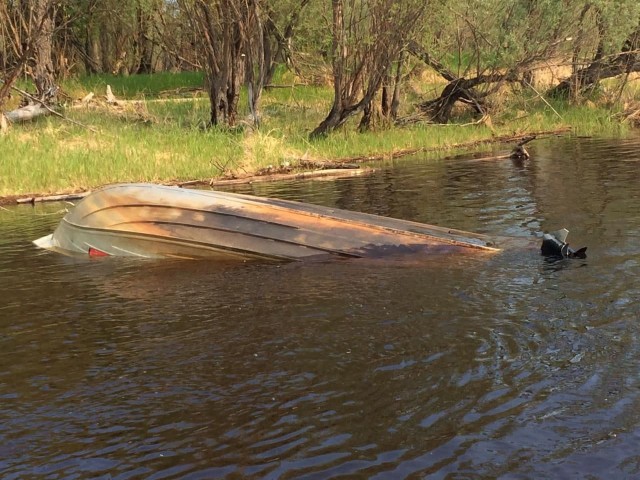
2, 134, 640, 478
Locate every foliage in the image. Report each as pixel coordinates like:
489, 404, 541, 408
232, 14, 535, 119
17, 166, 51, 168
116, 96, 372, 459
1, 0, 640, 141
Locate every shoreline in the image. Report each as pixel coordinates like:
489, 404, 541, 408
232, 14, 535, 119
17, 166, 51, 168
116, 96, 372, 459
0, 127, 572, 206
1, 168, 372, 206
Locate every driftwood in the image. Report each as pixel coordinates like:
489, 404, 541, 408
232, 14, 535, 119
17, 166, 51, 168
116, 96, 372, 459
321, 128, 569, 164
70, 86, 155, 125
16, 192, 89, 205
617, 103, 640, 127
105, 85, 118, 104
1, 83, 98, 132
442, 135, 542, 162
4, 104, 50, 123
297, 159, 359, 170
510, 135, 536, 159
158, 86, 205, 97
80, 92, 94, 105
8, 169, 372, 205
208, 168, 371, 186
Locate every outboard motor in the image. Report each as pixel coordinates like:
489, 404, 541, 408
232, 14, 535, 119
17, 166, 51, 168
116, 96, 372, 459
541, 228, 587, 259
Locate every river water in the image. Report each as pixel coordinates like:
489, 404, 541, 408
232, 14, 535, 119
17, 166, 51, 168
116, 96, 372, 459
1, 135, 640, 479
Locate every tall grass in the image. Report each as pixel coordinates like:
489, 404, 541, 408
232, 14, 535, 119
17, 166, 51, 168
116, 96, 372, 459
0, 71, 634, 197
67, 71, 206, 99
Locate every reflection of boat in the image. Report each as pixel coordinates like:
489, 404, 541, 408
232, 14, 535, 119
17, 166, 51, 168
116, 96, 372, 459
34, 183, 502, 260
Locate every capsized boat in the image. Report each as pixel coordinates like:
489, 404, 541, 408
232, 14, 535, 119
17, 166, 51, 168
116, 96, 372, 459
32, 183, 574, 261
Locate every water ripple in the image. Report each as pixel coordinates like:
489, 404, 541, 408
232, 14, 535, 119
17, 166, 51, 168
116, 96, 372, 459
3, 135, 640, 478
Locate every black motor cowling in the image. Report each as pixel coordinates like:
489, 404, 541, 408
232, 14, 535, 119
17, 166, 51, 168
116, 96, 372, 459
541, 229, 587, 259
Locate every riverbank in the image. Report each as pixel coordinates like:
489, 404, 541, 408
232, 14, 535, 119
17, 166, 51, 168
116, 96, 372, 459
1, 72, 635, 204
0, 127, 571, 206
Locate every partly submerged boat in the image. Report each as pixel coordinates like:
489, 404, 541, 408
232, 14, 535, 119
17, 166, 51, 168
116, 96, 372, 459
33, 183, 509, 260
33, 183, 584, 261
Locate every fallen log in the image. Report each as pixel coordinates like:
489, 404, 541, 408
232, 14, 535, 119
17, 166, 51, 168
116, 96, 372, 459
16, 192, 89, 205
8, 169, 373, 205
4, 104, 50, 123
297, 159, 360, 170
208, 168, 372, 186
3, 83, 98, 132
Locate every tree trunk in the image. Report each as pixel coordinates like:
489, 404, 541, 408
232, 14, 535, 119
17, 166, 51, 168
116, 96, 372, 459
262, 0, 310, 86
135, 5, 155, 74
381, 52, 404, 121
226, 21, 243, 127
390, 51, 405, 120
188, 0, 261, 128
81, 1, 103, 74
408, 40, 517, 123
245, 0, 265, 127
86, 33, 103, 73
33, 0, 56, 101
311, 1, 425, 137
310, 0, 346, 138
549, 25, 640, 98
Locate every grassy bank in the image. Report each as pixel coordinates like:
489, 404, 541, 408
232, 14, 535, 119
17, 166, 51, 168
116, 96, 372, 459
0, 72, 634, 198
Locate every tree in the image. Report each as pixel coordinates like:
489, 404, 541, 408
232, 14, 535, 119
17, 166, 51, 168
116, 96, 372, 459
549, 2, 640, 98
33, 0, 57, 100
179, 0, 269, 127
398, 0, 632, 124
0, 0, 58, 110
180, 0, 243, 127
310, 0, 427, 138
261, 0, 311, 86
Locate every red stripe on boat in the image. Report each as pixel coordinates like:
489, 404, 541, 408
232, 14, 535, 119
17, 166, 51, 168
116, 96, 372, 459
88, 247, 110, 257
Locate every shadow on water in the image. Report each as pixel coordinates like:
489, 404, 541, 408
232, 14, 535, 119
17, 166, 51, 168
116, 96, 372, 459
2, 134, 640, 478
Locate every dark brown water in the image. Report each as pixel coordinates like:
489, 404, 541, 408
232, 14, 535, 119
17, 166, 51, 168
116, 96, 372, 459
2, 135, 640, 479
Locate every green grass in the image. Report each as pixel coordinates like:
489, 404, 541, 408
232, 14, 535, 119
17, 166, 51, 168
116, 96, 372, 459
0, 71, 635, 198
68, 71, 206, 99
1, 109, 242, 195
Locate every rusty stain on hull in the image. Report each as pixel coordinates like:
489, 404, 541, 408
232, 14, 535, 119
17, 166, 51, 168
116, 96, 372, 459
34, 183, 502, 260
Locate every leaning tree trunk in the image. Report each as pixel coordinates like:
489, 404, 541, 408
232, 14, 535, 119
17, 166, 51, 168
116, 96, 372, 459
407, 40, 517, 124
549, 25, 640, 98
309, 0, 393, 137
311, 0, 425, 137
419, 79, 485, 124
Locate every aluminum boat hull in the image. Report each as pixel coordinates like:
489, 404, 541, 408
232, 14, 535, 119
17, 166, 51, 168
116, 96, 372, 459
34, 183, 502, 260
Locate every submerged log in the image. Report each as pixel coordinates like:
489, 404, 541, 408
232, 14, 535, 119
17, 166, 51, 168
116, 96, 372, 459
510, 135, 536, 160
